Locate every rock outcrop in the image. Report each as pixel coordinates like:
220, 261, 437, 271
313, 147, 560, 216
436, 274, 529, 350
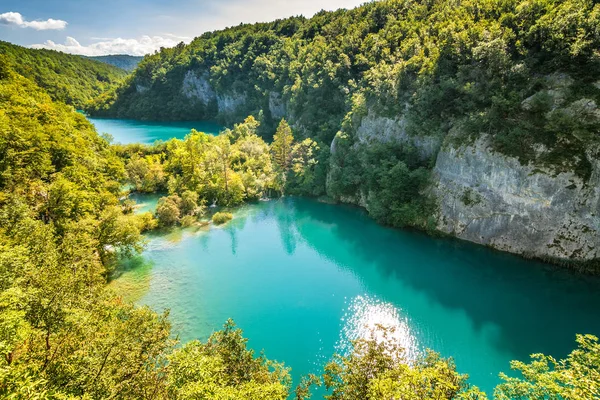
355, 110, 441, 159
182, 71, 215, 104
181, 70, 246, 115
432, 136, 600, 261
269, 92, 286, 120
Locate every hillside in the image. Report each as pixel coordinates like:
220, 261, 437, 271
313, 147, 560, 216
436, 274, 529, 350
87, 54, 144, 71
88, 0, 600, 267
0, 41, 128, 108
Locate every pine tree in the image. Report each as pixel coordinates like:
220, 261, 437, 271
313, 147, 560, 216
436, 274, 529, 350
271, 119, 294, 172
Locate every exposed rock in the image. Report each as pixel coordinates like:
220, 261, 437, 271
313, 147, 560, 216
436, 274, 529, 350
565, 98, 600, 121
181, 71, 247, 115
339, 192, 369, 209
521, 73, 574, 111
181, 71, 216, 104
269, 92, 286, 120
135, 84, 149, 94
433, 135, 600, 262
217, 93, 246, 114
356, 110, 441, 159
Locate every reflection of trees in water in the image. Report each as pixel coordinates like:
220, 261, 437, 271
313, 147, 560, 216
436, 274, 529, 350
275, 200, 298, 256
288, 198, 600, 361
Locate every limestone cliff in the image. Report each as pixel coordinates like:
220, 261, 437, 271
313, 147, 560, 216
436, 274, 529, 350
432, 136, 600, 262
328, 106, 600, 265
355, 110, 441, 160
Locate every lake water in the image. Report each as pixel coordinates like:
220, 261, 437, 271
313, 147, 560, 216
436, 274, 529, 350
88, 117, 224, 144
112, 196, 600, 396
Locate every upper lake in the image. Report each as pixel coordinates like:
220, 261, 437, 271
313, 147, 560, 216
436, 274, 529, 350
88, 117, 224, 144
112, 195, 600, 396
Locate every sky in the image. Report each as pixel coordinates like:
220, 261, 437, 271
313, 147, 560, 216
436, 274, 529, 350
0, 0, 368, 56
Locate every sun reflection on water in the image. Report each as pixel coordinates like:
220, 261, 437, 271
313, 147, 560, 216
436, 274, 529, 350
338, 295, 420, 361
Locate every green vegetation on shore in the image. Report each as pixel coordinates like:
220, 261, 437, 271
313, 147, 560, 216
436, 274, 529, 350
118, 117, 320, 227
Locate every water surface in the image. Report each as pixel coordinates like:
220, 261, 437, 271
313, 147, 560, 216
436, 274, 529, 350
112, 197, 600, 395
88, 117, 223, 144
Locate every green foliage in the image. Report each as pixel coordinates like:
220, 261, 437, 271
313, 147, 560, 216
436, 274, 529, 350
0, 41, 127, 109
272, 120, 294, 171
329, 132, 435, 229
156, 195, 182, 227
495, 334, 600, 399
126, 154, 167, 192
212, 212, 233, 225
322, 326, 483, 400
0, 65, 173, 397
166, 319, 291, 399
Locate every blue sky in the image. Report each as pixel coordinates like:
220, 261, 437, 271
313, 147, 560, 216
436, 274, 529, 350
1, 0, 368, 56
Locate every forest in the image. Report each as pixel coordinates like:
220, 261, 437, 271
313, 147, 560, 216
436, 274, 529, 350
1, 48, 599, 398
88, 0, 600, 231
1, 0, 600, 397
0, 41, 127, 109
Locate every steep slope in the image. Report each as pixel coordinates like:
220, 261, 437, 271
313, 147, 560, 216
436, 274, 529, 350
0, 41, 128, 108
89, 0, 600, 267
87, 54, 144, 71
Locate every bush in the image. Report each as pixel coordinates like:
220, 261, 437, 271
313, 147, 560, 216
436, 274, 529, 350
135, 212, 158, 232
156, 195, 182, 226
180, 215, 197, 227
212, 212, 233, 225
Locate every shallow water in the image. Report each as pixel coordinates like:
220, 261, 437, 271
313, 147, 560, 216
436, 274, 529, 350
88, 117, 224, 144
112, 197, 600, 395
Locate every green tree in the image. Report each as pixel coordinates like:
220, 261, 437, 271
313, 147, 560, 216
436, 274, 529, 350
156, 195, 182, 226
166, 319, 291, 399
271, 119, 294, 172
323, 326, 483, 400
495, 334, 600, 400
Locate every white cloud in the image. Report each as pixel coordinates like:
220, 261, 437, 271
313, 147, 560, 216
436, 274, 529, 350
31, 35, 183, 56
0, 12, 67, 30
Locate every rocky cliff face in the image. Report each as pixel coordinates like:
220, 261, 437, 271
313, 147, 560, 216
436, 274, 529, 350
329, 106, 600, 265
180, 70, 247, 116
355, 110, 441, 160
182, 71, 215, 104
432, 136, 600, 262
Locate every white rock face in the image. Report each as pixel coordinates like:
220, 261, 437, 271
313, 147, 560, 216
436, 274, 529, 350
182, 71, 216, 104
217, 93, 246, 114
356, 110, 441, 159
181, 70, 247, 115
269, 92, 286, 119
433, 136, 600, 261
135, 84, 149, 93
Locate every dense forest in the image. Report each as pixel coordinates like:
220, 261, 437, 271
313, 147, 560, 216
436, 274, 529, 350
1, 47, 599, 397
0, 41, 127, 108
1, 0, 600, 397
89, 0, 600, 235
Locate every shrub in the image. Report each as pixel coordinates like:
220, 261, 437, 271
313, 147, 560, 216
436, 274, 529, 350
212, 212, 233, 225
156, 195, 182, 226
180, 215, 197, 227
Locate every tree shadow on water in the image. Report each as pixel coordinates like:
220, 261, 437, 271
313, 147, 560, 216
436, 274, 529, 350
288, 197, 600, 362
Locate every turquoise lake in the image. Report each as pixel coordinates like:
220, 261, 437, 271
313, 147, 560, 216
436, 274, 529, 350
88, 117, 223, 144
113, 195, 600, 396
